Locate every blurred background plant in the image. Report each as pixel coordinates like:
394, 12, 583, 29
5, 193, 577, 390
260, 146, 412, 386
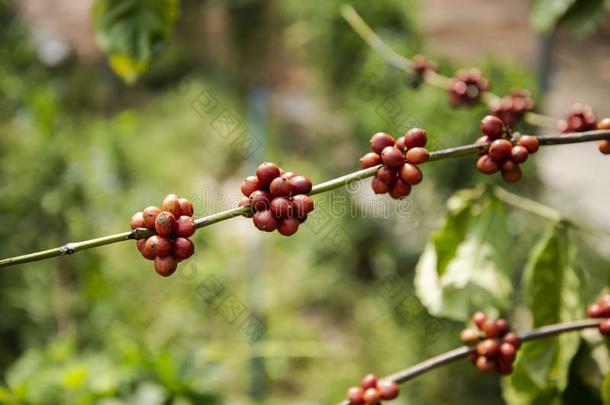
0, 0, 609, 404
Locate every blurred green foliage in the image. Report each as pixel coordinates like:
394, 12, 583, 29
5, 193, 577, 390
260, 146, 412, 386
0, 1, 609, 404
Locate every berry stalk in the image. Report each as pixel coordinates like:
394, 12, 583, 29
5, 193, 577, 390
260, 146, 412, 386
338, 318, 601, 405
1, 129, 609, 268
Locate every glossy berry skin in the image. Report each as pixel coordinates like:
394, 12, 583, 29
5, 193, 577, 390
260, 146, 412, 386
347, 386, 365, 405
142, 206, 162, 228
289, 175, 313, 195
360, 153, 382, 169
399, 163, 423, 185
598, 118, 610, 130
378, 380, 399, 400
460, 328, 480, 345
389, 178, 411, 199
249, 190, 272, 211
480, 115, 504, 139
518, 135, 540, 153
172, 237, 195, 261
178, 198, 194, 217
291, 194, 314, 217
482, 319, 499, 338
588, 303, 602, 318
502, 333, 521, 349
143, 235, 172, 257
599, 141, 610, 155
241, 176, 261, 197
477, 339, 498, 358
270, 197, 292, 218
499, 343, 516, 362
376, 166, 396, 183
362, 388, 380, 405
495, 319, 509, 336
154, 255, 178, 277
175, 215, 196, 237
269, 177, 293, 198
155, 211, 176, 237
361, 374, 377, 390
477, 155, 499, 175
476, 355, 495, 373
395, 136, 407, 152
370, 132, 395, 154
253, 210, 278, 232
238, 197, 253, 218
600, 320, 610, 336
278, 218, 300, 236
489, 139, 513, 162
502, 166, 522, 183
281, 171, 295, 180
405, 147, 429, 164
381, 146, 405, 169
372, 177, 391, 194
511, 145, 529, 163
130, 212, 146, 229
161, 194, 181, 217
138, 239, 155, 260
256, 162, 281, 187
472, 311, 486, 329
404, 128, 427, 148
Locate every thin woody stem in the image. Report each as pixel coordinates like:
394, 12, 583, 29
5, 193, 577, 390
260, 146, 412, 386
1, 129, 609, 268
337, 318, 601, 405
340, 4, 560, 129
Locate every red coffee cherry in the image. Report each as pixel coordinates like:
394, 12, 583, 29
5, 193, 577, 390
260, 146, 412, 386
253, 210, 279, 232
599, 140, 610, 155
370, 132, 395, 154
598, 118, 610, 130
477, 155, 499, 175
389, 178, 411, 199
495, 319, 509, 336
480, 115, 504, 139
472, 311, 486, 328
476, 355, 495, 373
172, 237, 195, 261
238, 197, 253, 218
371, 177, 391, 194
600, 319, 610, 336
270, 197, 292, 218
502, 166, 522, 183
361, 374, 378, 390
460, 328, 480, 345
249, 190, 272, 211
155, 211, 176, 237
154, 255, 178, 277
489, 90, 535, 125
347, 386, 365, 405
281, 171, 295, 180
138, 239, 155, 260
399, 163, 423, 185
136, 238, 147, 252
161, 194, 181, 217
511, 145, 529, 163
449, 68, 489, 106
395, 136, 407, 152
178, 198, 194, 217
278, 218, 300, 236
289, 175, 313, 195
495, 359, 513, 375
130, 212, 146, 229
404, 128, 427, 148
405, 147, 429, 164
518, 135, 540, 154
378, 380, 399, 400
502, 332, 521, 349
362, 388, 380, 405
241, 176, 261, 197
376, 166, 397, 183
269, 177, 293, 197
477, 339, 498, 358
291, 194, 314, 217
256, 162, 281, 187
559, 103, 597, 132
588, 303, 602, 318
142, 206, 162, 228
360, 152, 382, 169
381, 146, 406, 169
489, 139, 513, 162
143, 235, 171, 257
482, 319, 499, 338
175, 215, 196, 237
499, 342, 516, 362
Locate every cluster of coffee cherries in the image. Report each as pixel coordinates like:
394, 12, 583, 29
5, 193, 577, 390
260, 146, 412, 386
449, 68, 489, 107
489, 89, 535, 126
359, 129, 430, 199
587, 294, 610, 335
346, 374, 399, 405
238, 162, 314, 236
130, 194, 196, 277
475, 115, 540, 183
409, 54, 438, 88
559, 103, 597, 133
460, 312, 521, 375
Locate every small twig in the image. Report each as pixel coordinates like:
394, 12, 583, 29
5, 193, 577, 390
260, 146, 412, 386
1, 129, 609, 268
336, 318, 601, 405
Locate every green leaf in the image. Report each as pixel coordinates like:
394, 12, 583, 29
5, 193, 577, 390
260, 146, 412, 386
414, 188, 513, 321
562, 0, 607, 37
502, 223, 584, 404
602, 372, 610, 404
530, 0, 578, 32
93, 0, 180, 84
